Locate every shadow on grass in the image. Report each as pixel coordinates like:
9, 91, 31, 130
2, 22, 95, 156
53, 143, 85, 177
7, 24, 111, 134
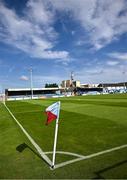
93, 159, 127, 179
16, 143, 51, 167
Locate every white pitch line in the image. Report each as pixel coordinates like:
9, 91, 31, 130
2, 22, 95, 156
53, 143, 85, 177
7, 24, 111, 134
45, 151, 84, 158
4, 103, 52, 166
54, 144, 127, 169
55, 157, 83, 169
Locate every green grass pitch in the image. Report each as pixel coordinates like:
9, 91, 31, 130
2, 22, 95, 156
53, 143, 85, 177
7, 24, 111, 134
0, 94, 127, 179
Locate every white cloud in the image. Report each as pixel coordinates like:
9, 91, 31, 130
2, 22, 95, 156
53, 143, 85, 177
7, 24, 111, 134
49, 0, 127, 50
31, 49, 69, 59
1, 0, 127, 67
84, 68, 104, 76
33, 75, 64, 86
108, 52, 127, 60
20, 75, 29, 81
26, 0, 54, 25
107, 61, 119, 66
76, 63, 127, 84
0, 1, 69, 60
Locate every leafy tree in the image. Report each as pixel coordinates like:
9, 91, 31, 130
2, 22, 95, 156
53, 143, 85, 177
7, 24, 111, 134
45, 83, 58, 88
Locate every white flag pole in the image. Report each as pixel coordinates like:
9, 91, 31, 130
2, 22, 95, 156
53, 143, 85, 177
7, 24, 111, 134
52, 101, 61, 168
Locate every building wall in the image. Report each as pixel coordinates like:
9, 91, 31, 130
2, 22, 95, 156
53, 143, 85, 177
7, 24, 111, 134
81, 84, 99, 88
73, 81, 80, 87
61, 80, 72, 88
61, 80, 81, 88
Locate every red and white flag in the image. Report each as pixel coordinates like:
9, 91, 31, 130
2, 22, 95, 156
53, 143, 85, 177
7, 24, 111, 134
45, 101, 61, 167
45, 102, 60, 125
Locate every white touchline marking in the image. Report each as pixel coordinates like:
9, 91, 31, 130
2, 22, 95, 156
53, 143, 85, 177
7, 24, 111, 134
4, 103, 52, 166
53, 144, 127, 169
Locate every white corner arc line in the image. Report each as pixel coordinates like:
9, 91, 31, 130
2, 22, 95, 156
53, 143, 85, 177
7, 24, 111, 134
4, 103, 52, 166
45, 151, 84, 158
53, 144, 127, 169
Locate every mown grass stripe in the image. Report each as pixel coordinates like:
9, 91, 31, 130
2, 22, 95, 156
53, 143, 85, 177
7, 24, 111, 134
4, 102, 52, 167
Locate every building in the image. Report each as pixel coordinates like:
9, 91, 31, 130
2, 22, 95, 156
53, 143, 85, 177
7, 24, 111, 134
61, 80, 80, 88
5, 87, 64, 100
98, 82, 127, 93
98, 82, 127, 88
75, 87, 103, 95
80, 84, 99, 88
73, 81, 80, 87
61, 80, 72, 88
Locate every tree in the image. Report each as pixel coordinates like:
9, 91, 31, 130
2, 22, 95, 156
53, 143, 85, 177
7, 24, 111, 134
45, 83, 58, 88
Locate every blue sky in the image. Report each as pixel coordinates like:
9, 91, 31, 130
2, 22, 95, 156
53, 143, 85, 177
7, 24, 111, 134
0, 0, 127, 91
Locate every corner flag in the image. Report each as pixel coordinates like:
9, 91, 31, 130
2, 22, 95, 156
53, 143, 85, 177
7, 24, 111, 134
45, 101, 61, 168
45, 101, 60, 125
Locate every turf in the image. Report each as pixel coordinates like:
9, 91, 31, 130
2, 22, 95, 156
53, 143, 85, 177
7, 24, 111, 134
0, 93, 127, 179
